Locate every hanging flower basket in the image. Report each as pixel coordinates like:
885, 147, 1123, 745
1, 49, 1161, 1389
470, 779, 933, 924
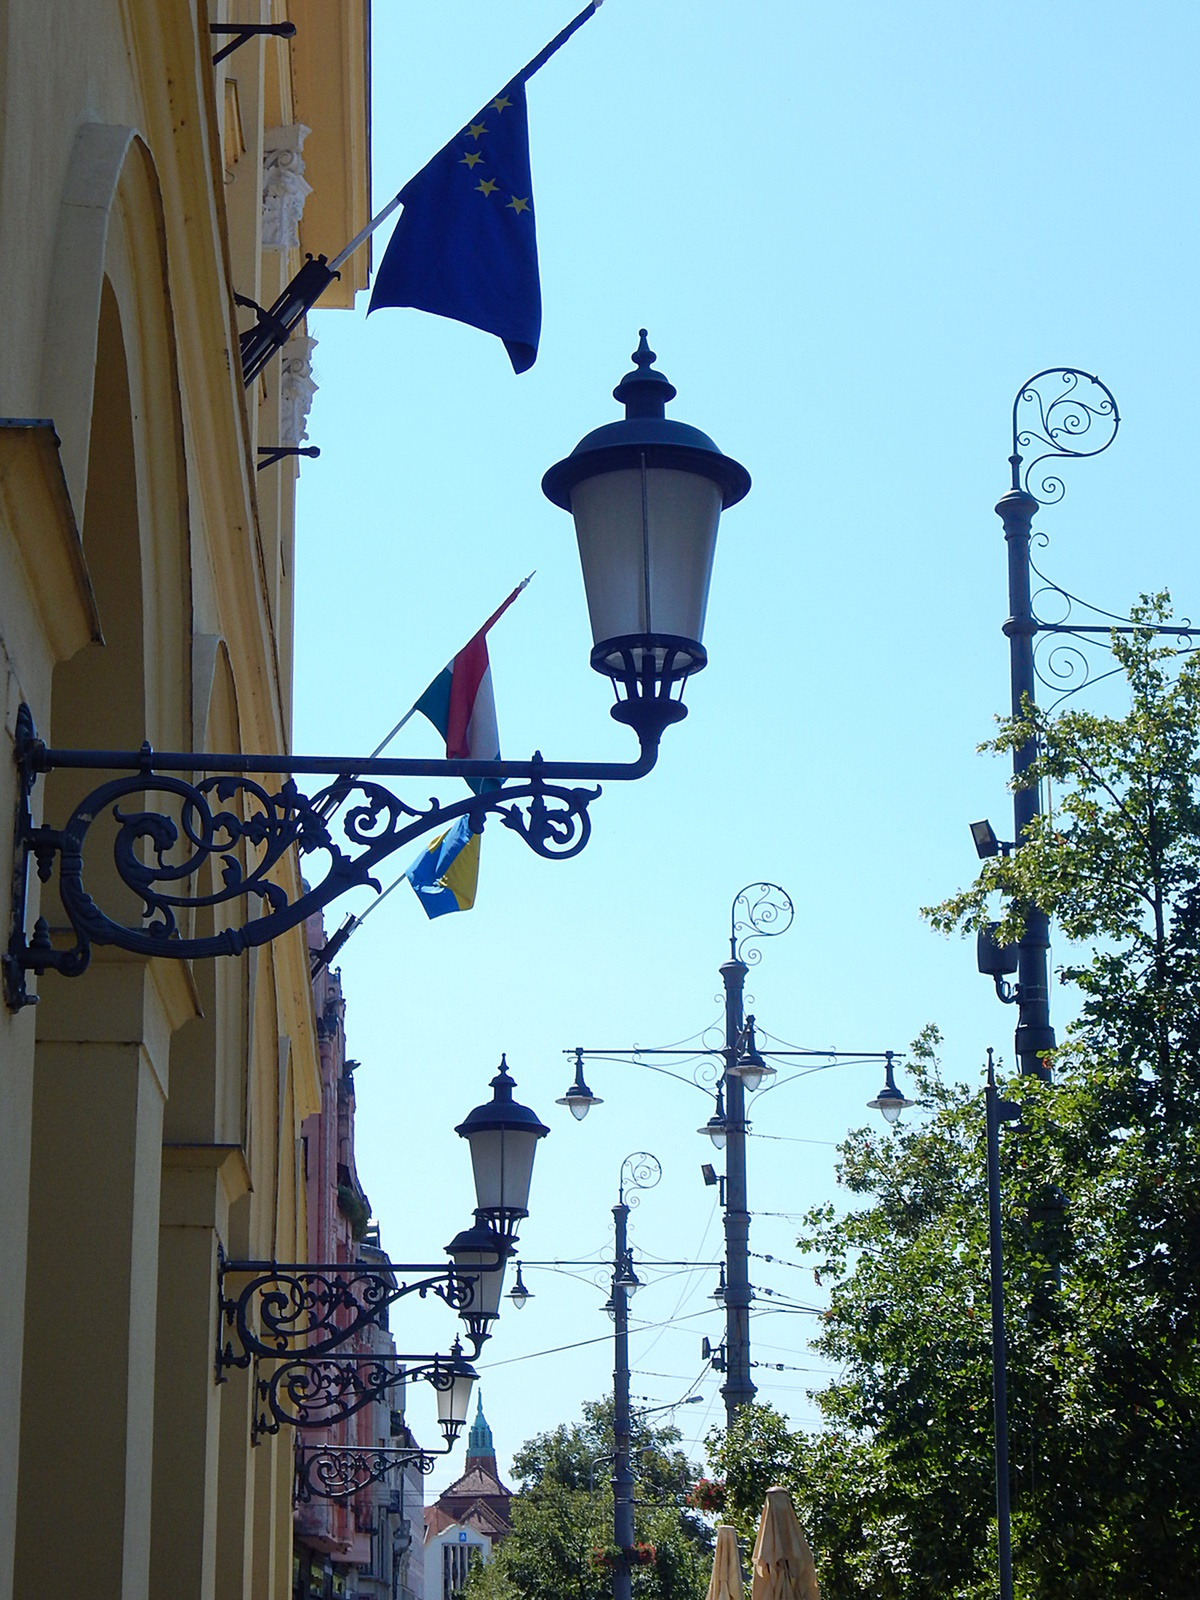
688, 1478, 727, 1513
590, 1544, 657, 1572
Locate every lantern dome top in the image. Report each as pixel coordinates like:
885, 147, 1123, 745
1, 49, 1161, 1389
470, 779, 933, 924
541, 330, 750, 511
455, 1056, 550, 1141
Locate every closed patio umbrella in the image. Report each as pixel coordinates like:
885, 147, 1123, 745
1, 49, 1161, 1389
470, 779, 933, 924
751, 1486, 819, 1600
706, 1525, 744, 1600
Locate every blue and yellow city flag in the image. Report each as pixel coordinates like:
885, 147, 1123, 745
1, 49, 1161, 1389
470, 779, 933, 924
367, 3, 603, 373
406, 815, 481, 920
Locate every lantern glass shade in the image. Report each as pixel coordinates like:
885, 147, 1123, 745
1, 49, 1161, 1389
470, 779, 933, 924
871, 1094, 907, 1125
456, 1059, 550, 1235
570, 467, 723, 668
436, 1349, 477, 1436
467, 1127, 538, 1217
445, 1222, 510, 1318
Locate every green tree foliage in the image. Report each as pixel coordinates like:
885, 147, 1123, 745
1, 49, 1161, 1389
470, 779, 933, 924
465, 1398, 713, 1600
710, 613, 1200, 1598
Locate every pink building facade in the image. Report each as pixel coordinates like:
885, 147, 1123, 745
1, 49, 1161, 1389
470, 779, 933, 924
294, 915, 426, 1600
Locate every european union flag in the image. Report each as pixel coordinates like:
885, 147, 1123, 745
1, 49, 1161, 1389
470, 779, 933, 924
369, 79, 539, 372
367, 4, 603, 373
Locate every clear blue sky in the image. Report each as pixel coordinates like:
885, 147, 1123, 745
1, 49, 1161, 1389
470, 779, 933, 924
293, 0, 1200, 1493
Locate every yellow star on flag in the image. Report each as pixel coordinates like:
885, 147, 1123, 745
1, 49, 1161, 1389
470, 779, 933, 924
491, 95, 513, 113
466, 122, 488, 141
460, 151, 484, 168
506, 195, 530, 214
476, 177, 499, 197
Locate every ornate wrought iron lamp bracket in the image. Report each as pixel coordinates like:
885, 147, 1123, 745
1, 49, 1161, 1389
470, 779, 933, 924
216, 1253, 503, 1375
5, 702, 660, 1010
253, 1349, 469, 1441
294, 1442, 445, 1504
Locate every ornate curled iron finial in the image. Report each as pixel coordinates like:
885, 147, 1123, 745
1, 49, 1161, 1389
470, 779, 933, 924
1010, 368, 1120, 502
619, 1150, 662, 1206
730, 881, 794, 965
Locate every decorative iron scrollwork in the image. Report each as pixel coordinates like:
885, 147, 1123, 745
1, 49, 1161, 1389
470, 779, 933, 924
618, 1151, 661, 1207
255, 1352, 461, 1439
1027, 554, 1198, 708
5, 703, 656, 1009
1010, 368, 1120, 503
730, 881, 794, 966
294, 1445, 440, 1503
217, 1257, 487, 1371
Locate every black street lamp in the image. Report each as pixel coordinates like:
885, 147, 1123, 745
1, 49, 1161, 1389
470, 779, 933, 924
455, 1056, 551, 1243
558, 882, 908, 1427
542, 331, 750, 743
5, 335, 750, 1010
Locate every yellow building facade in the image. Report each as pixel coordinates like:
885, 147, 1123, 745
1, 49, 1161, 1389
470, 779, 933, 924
0, 4, 370, 1595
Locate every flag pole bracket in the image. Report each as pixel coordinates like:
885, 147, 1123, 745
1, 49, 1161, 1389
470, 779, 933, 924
257, 445, 320, 472
4, 702, 658, 1008
210, 21, 297, 67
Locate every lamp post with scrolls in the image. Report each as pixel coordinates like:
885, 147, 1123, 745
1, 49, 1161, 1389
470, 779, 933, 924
971, 371, 1194, 1079
556, 883, 911, 1428
4, 332, 749, 1010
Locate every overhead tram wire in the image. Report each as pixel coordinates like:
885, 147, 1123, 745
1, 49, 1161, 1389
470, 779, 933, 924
476, 1305, 729, 1371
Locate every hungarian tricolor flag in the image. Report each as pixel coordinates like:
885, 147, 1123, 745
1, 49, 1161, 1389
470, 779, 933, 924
413, 579, 527, 793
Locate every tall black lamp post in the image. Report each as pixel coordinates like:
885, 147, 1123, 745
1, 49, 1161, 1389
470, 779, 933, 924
557, 883, 909, 1427
974, 371, 1197, 1076
608, 1152, 661, 1600
976, 372, 1120, 1078
5, 334, 749, 1009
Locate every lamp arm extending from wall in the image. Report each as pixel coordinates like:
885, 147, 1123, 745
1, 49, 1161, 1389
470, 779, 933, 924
294, 1442, 448, 1504
4, 703, 660, 1009
252, 1348, 474, 1441
216, 1251, 508, 1371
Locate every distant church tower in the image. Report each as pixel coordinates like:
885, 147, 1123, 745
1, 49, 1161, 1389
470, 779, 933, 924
464, 1396, 498, 1480
423, 1391, 513, 1600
